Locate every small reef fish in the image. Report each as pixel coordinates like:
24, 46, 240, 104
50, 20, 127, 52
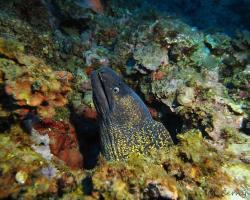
75, 0, 104, 14
91, 67, 173, 160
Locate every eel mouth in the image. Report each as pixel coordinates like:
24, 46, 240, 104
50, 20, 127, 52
91, 70, 111, 115
97, 72, 111, 110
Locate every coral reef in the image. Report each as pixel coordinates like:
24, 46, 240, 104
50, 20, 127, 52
0, 37, 72, 119
33, 119, 83, 169
0, 125, 85, 199
0, 0, 249, 199
90, 130, 249, 200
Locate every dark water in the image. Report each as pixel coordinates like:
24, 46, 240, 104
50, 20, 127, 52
113, 0, 250, 36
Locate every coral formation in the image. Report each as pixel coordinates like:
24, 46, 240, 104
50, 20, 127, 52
90, 130, 249, 200
34, 119, 83, 169
0, 0, 249, 199
0, 37, 72, 119
0, 125, 85, 199
133, 42, 168, 73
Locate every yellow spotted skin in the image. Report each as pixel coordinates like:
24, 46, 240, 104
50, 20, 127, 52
100, 94, 173, 161
91, 67, 173, 161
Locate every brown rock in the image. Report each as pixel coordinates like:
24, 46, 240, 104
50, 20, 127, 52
58, 149, 83, 169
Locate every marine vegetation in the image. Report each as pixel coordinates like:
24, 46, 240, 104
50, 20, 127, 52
0, 0, 249, 199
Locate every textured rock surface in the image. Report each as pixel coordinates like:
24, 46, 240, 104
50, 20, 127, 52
0, 0, 249, 199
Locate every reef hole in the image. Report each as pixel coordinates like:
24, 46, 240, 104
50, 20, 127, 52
70, 110, 100, 170
146, 101, 183, 144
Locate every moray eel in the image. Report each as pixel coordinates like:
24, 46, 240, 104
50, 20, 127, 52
91, 67, 173, 160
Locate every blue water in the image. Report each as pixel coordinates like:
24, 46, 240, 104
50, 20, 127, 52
116, 0, 250, 36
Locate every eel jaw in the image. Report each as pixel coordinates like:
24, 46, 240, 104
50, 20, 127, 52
91, 70, 111, 116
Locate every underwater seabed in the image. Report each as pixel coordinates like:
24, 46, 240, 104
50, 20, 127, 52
0, 0, 249, 199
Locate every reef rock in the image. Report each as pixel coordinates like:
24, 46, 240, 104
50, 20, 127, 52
34, 119, 83, 169
0, 37, 72, 119
133, 43, 168, 73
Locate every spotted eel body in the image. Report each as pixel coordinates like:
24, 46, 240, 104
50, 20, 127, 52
91, 67, 173, 160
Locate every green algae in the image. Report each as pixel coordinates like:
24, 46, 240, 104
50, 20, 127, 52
0, 128, 52, 198
88, 129, 249, 200
224, 163, 250, 185
0, 37, 73, 119
0, 58, 23, 80
0, 125, 85, 199
0, 37, 24, 59
92, 154, 177, 200
54, 107, 71, 121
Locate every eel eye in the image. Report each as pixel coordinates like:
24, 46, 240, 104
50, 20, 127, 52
113, 87, 119, 93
